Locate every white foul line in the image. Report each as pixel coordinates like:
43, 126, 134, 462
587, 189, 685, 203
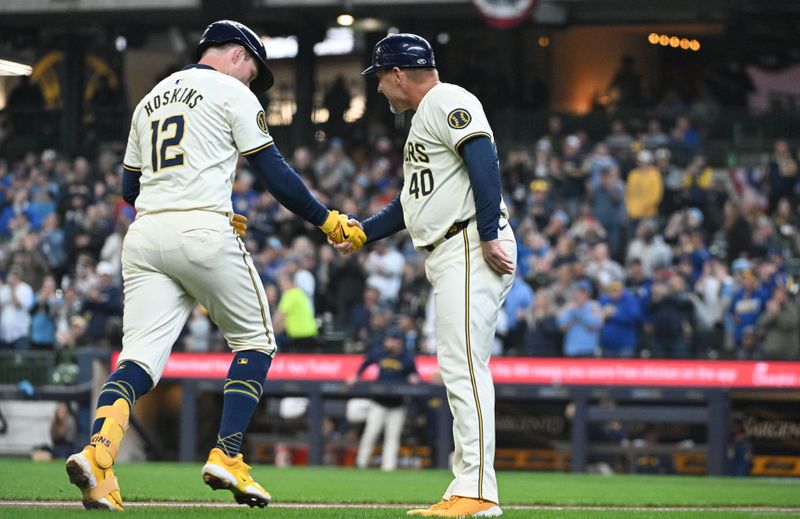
0, 501, 799, 512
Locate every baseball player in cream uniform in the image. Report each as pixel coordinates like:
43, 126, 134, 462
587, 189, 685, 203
348, 33, 516, 518
65, 20, 363, 511
118, 52, 279, 381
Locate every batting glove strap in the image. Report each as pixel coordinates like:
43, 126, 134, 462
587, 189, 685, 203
230, 213, 248, 238
319, 210, 341, 235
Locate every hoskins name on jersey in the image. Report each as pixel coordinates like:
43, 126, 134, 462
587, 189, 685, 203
143, 87, 204, 117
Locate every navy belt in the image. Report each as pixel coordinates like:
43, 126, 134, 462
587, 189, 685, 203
424, 220, 471, 252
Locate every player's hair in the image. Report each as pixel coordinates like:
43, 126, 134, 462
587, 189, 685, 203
403, 67, 438, 81
200, 42, 244, 58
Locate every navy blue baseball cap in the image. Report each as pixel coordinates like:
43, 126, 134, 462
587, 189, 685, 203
196, 20, 275, 93
384, 326, 404, 340
362, 33, 436, 76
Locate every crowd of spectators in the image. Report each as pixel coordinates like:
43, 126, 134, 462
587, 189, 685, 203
503, 115, 800, 360
1, 110, 800, 372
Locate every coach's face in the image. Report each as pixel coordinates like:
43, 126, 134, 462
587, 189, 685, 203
376, 68, 407, 114
228, 45, 259, 88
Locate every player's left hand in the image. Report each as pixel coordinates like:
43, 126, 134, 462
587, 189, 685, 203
481, 239, 515, 276
230, 212, 248, 238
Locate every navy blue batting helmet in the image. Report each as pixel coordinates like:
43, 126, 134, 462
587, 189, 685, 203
361, 33, 436, 76
196, 20, 275, 92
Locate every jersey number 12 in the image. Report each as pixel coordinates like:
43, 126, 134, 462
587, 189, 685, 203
409, 168, 434, 199
150, 115, 185, 172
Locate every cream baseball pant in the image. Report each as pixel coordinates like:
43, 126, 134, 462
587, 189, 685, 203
355, 400, 407, 471
117, 210, 275, 384
424, 220, 515, 505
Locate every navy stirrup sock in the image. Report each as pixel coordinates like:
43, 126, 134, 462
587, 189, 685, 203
215, 350, 272, 457
91, 361, 154, 435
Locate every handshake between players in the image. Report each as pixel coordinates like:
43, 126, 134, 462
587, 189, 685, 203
230, 209, 366, 251
320, 210, 367, 251
326, 216, 366, 254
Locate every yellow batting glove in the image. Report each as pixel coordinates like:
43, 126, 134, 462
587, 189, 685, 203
319, 210, 341, 236
332, 213, 367, 252
230, 212, 248, 238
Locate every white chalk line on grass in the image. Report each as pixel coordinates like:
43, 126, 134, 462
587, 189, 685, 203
1, 501, 799, 512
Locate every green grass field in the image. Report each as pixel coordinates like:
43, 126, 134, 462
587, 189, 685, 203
0, 459, 799, 518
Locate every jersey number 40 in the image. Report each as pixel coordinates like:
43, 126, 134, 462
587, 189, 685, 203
150, 115, 185, 172
408, 168, 434, 199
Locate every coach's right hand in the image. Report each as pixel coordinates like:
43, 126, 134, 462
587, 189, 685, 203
481, 239, 515, 276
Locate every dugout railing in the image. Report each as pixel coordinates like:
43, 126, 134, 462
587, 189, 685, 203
173, 378, 731, 474
127, 354, 800, 476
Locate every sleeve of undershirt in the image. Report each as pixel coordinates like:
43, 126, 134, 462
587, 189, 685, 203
245, 145, 329, 226
361, 194, 406, 243
460, 136, 502, 241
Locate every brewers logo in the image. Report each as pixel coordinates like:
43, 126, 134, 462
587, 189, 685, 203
448, 108, 471, 129
256, 110, 268, 134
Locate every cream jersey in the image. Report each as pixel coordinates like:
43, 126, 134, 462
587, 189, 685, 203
123, 65, 273, 216
400, 82, 507, 248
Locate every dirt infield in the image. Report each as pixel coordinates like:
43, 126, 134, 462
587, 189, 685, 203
2, 500, 800, 512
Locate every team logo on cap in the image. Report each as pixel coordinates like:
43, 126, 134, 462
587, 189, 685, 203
256, 110, 268, 134
447, 108, 472, 129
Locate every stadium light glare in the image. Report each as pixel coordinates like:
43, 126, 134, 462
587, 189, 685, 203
357, 18, 384, 31
652, 33, 700, 52
115, 36, 127, 52
262, 35, 298, 59
314, 28, 354, 56
262, 28, 354, 59
0, 59, 32, 76
336, 14, 354, 26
